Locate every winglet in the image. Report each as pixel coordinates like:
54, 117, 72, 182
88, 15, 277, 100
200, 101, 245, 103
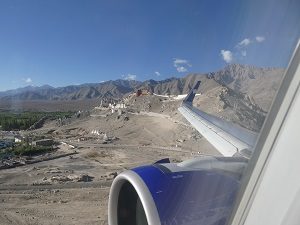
183, 81, 201, 104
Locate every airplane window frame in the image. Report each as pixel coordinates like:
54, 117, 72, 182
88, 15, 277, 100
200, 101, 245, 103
227, 40, 300, 225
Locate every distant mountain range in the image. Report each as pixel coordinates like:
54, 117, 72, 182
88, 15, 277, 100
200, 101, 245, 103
0, 64, 284, 110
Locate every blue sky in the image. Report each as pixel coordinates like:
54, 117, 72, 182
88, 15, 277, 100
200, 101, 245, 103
0, 0, 299, 91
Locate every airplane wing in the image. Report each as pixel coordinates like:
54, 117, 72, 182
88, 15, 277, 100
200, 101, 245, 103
178, 81, 258, 157
108, 81, 255, 225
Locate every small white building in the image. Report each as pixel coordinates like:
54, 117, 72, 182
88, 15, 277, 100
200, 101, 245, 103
14, 135, 23, 143
109, 103, 127, 113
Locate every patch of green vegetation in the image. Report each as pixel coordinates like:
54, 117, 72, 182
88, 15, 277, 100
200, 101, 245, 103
0, 111, 73, 131
11, 144, 53, 156
0, 150, 14, 160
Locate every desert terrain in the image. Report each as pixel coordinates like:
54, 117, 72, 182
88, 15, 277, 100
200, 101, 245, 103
0, 94, 221, 225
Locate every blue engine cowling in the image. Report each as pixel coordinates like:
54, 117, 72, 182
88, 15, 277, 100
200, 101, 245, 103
108, 156, 247, 225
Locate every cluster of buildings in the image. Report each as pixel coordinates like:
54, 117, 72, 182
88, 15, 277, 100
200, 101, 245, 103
93, 89, 153, 113
0, 131, 54, 150
0, 131, 23, 149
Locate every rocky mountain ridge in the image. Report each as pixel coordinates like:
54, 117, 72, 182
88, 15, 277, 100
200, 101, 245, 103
0, 64, 284, 111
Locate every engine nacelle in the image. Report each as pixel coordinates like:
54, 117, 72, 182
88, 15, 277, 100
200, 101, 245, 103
108, 156, 247, 225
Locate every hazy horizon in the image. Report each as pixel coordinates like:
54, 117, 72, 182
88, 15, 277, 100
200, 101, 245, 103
0, 63, 286, 92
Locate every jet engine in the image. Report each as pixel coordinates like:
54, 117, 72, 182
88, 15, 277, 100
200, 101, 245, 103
108, 156, 247, 225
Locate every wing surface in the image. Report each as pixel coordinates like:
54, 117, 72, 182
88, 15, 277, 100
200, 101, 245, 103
178, 81, 258, 157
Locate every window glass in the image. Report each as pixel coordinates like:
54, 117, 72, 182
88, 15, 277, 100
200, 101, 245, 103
0, 1, 299, 225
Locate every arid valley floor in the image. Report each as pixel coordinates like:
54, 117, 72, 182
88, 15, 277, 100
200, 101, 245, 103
0, 95, 221, 225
